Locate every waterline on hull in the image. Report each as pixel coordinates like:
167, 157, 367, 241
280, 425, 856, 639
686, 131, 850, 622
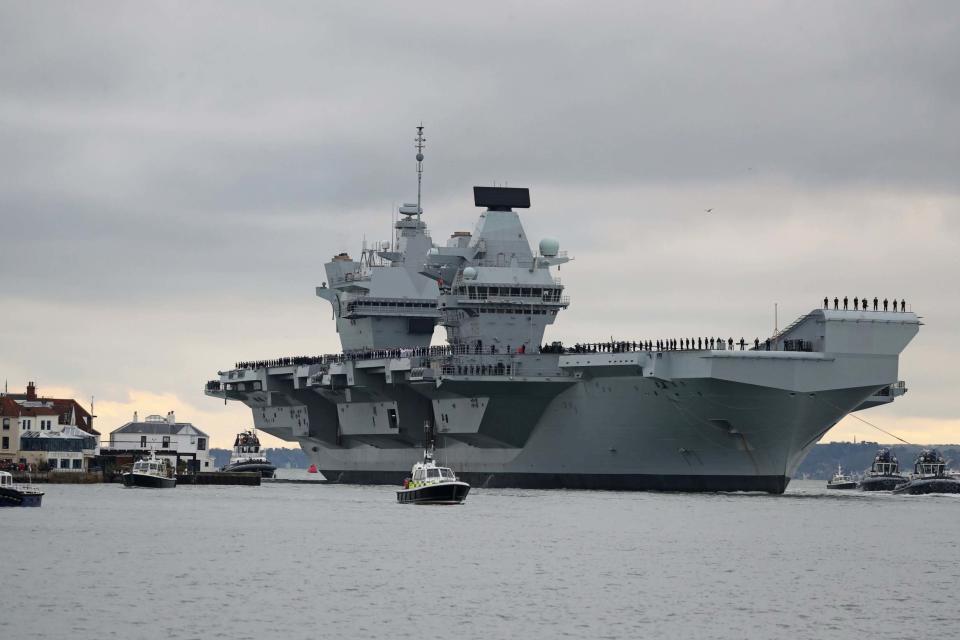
322, 469, 790, 493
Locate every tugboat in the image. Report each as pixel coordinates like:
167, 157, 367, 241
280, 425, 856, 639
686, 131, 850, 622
396, 423, 470, 505
826, 464, 857, 490
221, 429, 276, 478
859, 448, 908, 491
122, 452, 176, 488
0, 471, 44, 507
892, 449, 960, 495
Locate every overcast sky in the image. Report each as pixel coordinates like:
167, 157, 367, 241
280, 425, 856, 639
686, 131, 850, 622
1, 1, 958, 449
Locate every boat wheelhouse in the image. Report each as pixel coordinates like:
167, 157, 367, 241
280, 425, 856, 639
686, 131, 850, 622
859, 448, 907, 491
221, 429, 276, 478
826, 464, 857, 490
396, 423, 470, 505
123, 452, 176, 489
0, 470, 44, 507
893, 449, 960, 495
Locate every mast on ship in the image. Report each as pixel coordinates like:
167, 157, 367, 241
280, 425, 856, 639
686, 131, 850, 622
415, 124, 425, 221
423, 421, 435, 463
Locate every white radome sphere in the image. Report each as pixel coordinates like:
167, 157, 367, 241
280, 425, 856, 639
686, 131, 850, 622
539, 237, 560, 257
462, 266, 478, 280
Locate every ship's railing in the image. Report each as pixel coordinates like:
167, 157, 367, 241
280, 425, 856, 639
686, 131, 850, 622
343, 300, 440, 318
469, 257, 567, 270
766, 312, 810, 347
329, 273, 372, 286
227, 333, 791, 376
454, 294, 570, 306
434, 360, 567, 378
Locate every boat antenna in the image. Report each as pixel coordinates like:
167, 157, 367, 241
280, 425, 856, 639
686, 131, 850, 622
424, 420, 435, 463
415, 123, 425, 221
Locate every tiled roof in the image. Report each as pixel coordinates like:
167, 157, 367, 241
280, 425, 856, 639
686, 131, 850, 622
0, 397, 59, 417
1, 394, 99, 436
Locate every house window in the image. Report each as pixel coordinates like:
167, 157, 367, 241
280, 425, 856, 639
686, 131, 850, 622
197, 437, 206, 451
22, 419, 31, 430
162, 436, 170, 449
1, 436, 8, 449
49, 459, 57, 469
2, 418, 9, 430
61, 459, 71, 470
72, 459, 82, 470
140, 436, 147, 448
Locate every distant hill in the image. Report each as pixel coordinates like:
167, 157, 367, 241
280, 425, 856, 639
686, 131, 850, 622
794, 442, 960, 480
210, 447, 309, 469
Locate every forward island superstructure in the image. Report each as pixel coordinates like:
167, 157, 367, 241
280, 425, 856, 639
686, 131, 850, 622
205, 127, 921, 493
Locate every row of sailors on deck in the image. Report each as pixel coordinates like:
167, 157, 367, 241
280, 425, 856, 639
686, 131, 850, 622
565, 338, 763, 353
232, 336, 777, 371
825, 296, 907, 312
234, 345, 468, 370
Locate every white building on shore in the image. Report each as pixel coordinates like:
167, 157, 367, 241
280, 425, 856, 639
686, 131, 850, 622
104, 411, 215, 472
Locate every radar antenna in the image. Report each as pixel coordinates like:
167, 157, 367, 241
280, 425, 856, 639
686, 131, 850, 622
415, 124, 425, 221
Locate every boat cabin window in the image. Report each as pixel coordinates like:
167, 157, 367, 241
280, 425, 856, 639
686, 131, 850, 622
440, 468, 454, 478
427, 468, 440, 478
1, 474, 10, 486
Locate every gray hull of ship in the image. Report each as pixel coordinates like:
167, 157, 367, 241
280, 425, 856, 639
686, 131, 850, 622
210, 309, 920, 494
303, 379, 878, 492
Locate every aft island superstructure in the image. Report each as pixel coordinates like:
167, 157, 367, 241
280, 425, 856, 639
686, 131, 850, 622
206, 129, 921, 493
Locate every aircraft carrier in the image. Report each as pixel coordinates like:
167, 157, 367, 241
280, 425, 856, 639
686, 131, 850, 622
205, 127, 921, 493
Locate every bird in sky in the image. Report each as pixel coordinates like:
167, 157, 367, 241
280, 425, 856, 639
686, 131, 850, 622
705, 208, 714, 213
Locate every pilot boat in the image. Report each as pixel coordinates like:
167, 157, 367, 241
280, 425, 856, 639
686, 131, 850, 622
221, 429, 276, 478
396, 423, 470, 505
859, 448, 908, 491
0, 471, 44, 507
892, 450, 960, 495
123, 452, 176, 488
826, 464, 857, 490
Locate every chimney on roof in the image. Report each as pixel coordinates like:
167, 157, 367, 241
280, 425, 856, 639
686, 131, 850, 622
167, 411, 176, 425
26, 381, 37, 400
133, 411, 138, 423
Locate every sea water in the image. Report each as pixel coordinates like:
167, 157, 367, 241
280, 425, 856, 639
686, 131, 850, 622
2, 480, 957, 640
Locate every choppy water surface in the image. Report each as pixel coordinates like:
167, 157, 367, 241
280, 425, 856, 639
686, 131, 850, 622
2, 479, 957, 640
